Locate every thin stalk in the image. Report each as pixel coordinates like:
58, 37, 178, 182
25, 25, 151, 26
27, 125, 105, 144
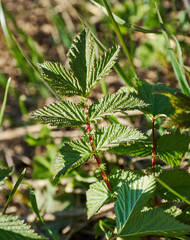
101, 0, 136, 76
152, 118, 156, 169
84, 99, 111, 191
152, 118, 158, 208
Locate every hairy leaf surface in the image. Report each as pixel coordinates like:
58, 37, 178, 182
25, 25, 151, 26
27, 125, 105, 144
115, 176, 156, 234
110, 140, 152, 157
89, 92, 146, 121
156, 133, 190, 167
38, 61, 83, 96
86, 181, 111, 219
30, 100, 86, 127
118, 208, 190, 237
133, 79, 177, 119
157, 170, 190, 201
54, 139, 92, 181
0, 214, 47, 240
93, 124, 146, 152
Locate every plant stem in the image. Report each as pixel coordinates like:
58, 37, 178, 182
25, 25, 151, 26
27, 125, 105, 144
84, 99, 111, 191
152, 118, 159, 208
152, 118, 156, 169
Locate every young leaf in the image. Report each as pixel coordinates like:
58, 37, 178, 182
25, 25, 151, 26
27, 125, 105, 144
38, 61, 84, 96
53, 139, 92, 181
87, 45, 120, 94
110, 140, 152, 157
156, 133, 190, 167
115, 176, 156, 234
132, 79, 177, 119
89, 92, 146, 121
0, 214, 47, 240
86, 181, 111, 219
118, 208, 190, 238
93, 124, 146, 152
30, 100, 86, 127
157, 170, 190, 202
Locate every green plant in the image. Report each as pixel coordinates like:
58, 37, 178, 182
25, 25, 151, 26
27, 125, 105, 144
31, 29, 190, 239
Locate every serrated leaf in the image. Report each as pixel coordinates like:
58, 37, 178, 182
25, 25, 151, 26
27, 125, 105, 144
0, 214, 47, 240
118, 208, 190, 237
88, 46, 120, 94
133, 79, 177, 119
156, 133, 190, 167
157, 170, 190, 201
30, 100, 86, 127
166, 112, 190, 129
89, 92, 146, 121
163, 92, 190, 111
53, 139, 92, 181
38, 61, 83, 96
110, 140, 152, 157
86, 181, 111, 219
93, 124, 146, 152
115, 175, 156, 235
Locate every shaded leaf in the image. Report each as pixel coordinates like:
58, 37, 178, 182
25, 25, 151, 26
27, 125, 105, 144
86, 181, 111, 219
115, 176, 156, 234
0, 214, 47, 240
89, 92, 146, 121
30, 100, 86, 127
118, 208, 190, 238
54, 139, 92, 181
156, 133, 190, 167
0, 167, 13, 182
166, 112, 190, 129
133, 79, 177, 119
163, 92, 190, 111
93, 124, 146, 152
157, 170, 190, 201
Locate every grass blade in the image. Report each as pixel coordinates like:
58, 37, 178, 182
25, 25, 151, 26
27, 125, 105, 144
22, 182, 59, 240
0, 77, 11, 127
101, 0, 136, 76
155, 3, 190, 96
156, 177, 190, 205
3, 168, 26, 214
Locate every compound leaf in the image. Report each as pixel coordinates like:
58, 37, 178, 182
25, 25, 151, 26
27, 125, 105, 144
86, 181, 111, 219
53, 139, 92, 181
118, 208, 190, 237
38, 61, 83, 96
93, 124, 146, 152
30, 100, 86, 127
89, 92, 146, 121
115, 176, 156, 234
157, 170, 190, 201
156, 133, 190, 167
0, 214, 47, 240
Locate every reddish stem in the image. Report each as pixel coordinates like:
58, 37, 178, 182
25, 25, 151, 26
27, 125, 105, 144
152, 118, 159, 208
84, 99, 111, 191
152, 118, 156, 169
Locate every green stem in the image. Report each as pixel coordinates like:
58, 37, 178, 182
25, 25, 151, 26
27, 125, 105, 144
101, 0, 136, 76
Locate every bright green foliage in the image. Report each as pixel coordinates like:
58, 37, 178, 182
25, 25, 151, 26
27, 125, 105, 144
157, 170, 190, 201
117, 209, 190, 238
88, 92, 146, 121
0, 214, 47, 240
86, 181, 111, 219
54, 139, 92, 181
93, 124, 146, 152
30, 100, 86, 127
156, 133, 190, 167
132, 79, 177, 119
